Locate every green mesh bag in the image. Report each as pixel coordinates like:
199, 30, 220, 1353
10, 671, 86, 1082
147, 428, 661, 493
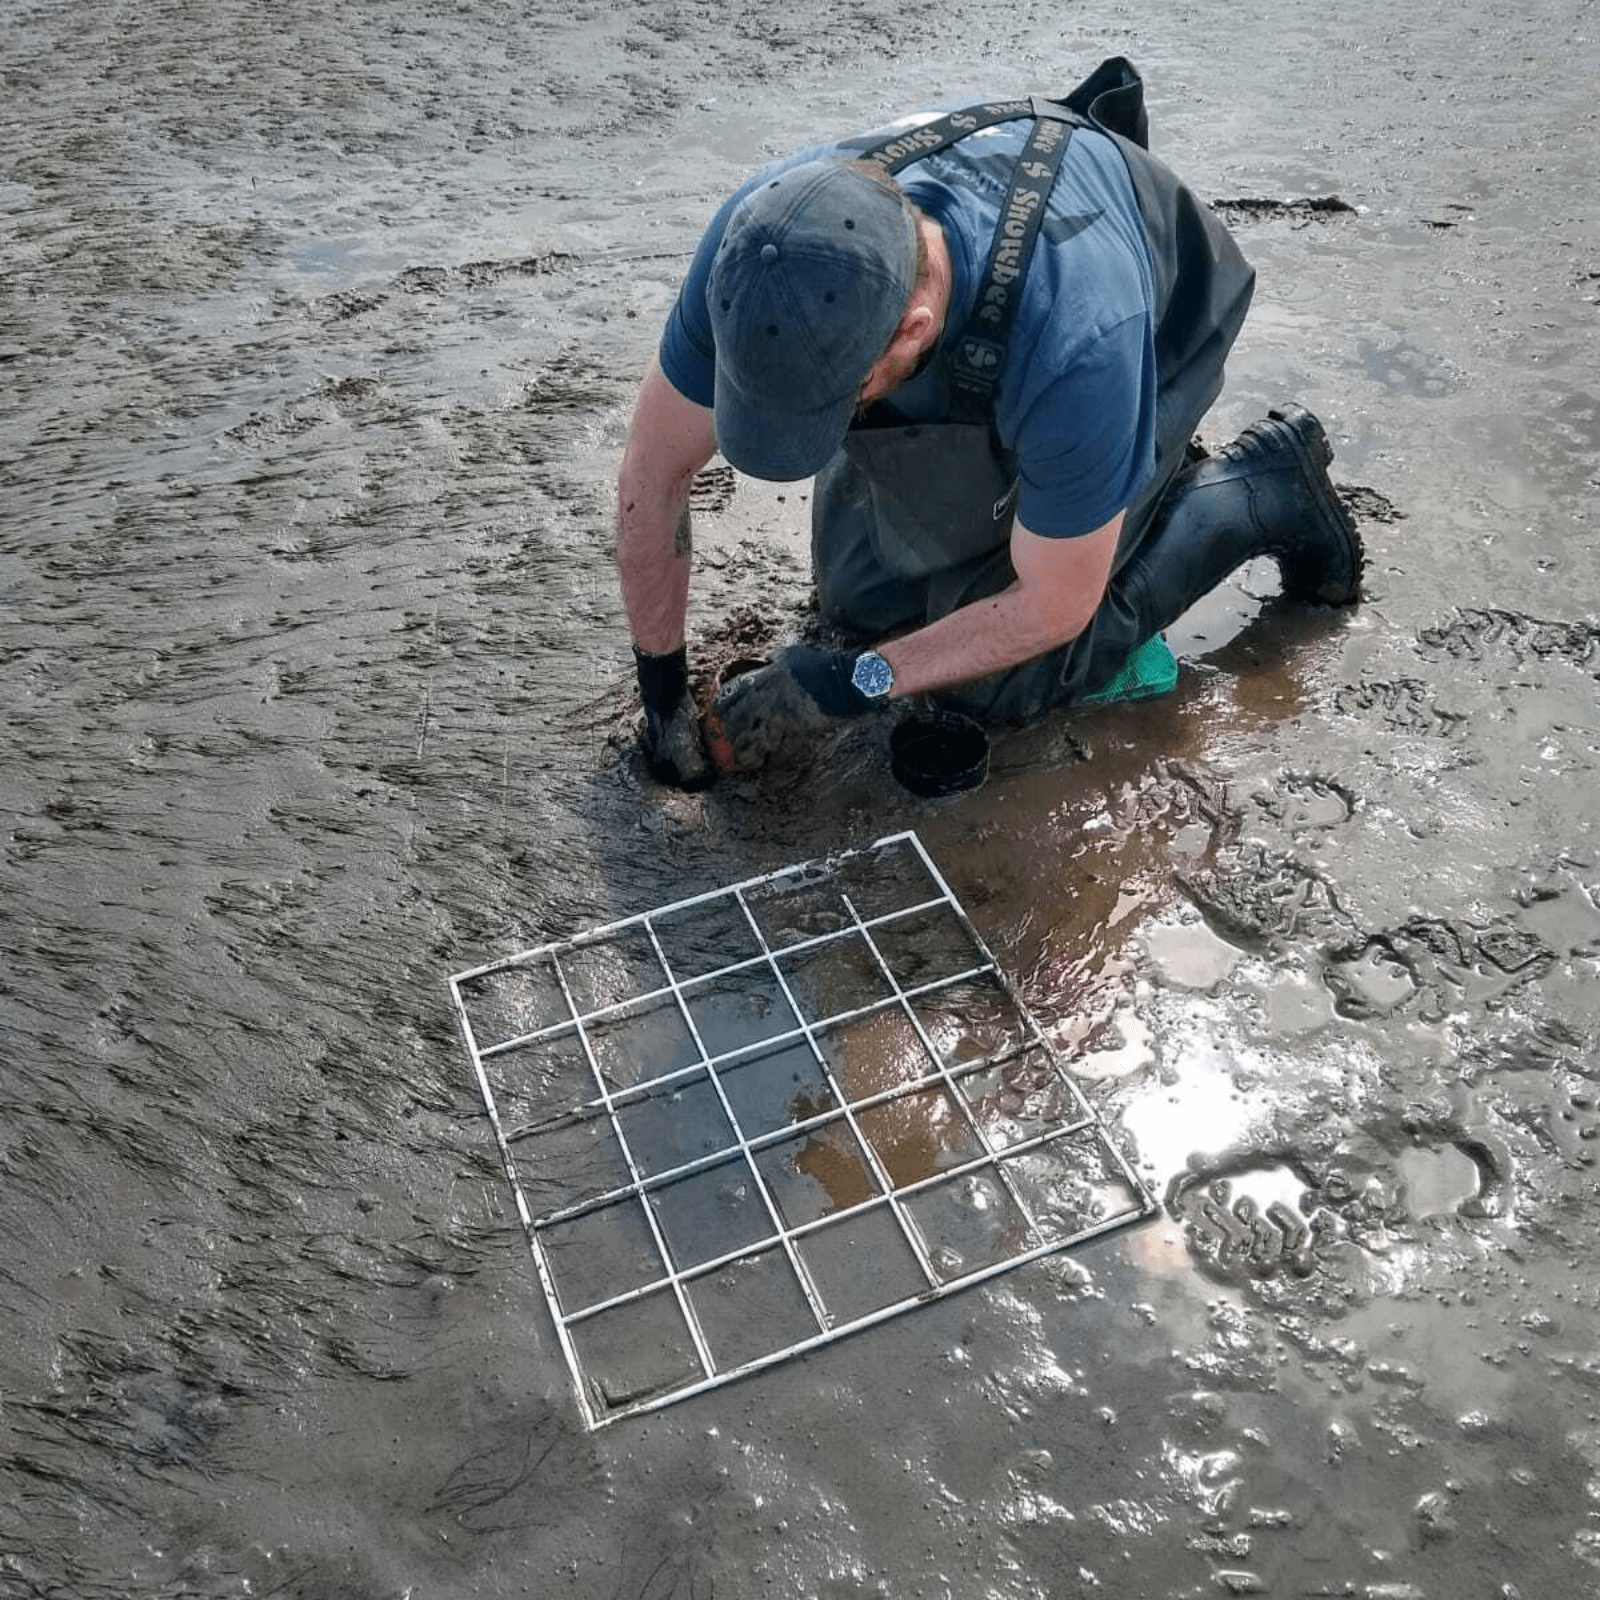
1077, 634, 1179, 706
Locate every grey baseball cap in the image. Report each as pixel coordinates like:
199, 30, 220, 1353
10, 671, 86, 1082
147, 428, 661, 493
708, 159, 920, 481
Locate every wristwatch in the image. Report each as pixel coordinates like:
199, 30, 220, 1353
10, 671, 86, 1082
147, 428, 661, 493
850, 649, 895, 701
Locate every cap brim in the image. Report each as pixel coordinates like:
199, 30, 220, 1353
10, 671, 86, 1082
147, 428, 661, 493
713, 372, 857, 482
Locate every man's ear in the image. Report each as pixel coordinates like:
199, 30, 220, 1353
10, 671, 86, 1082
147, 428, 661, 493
875, 301, 936, 374
895, 300, 938, 352
859, 300, 937, 403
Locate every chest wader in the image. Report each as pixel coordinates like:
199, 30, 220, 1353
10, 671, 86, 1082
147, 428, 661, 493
810, 61, 1270, 723
811, 95, 1085, 638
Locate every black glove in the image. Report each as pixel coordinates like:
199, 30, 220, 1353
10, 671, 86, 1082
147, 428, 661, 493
702, 646, 872, 774
634, 646, 710, 789
780, 646, 874, 718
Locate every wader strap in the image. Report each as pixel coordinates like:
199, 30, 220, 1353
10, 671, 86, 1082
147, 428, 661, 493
843, 95, 1072, 175
947, 105, 1076, 419
845, 97, 1081, 423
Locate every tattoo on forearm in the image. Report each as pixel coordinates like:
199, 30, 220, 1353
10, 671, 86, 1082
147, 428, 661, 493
673, 506, 693, 559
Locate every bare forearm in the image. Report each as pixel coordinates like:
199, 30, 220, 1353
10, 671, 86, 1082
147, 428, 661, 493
614, 358, 717, 655
878, 582, 1088, 697
616, 486, 693, 654
879, 512, 1122, 696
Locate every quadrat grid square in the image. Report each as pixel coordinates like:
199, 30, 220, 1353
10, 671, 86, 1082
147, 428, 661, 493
450, 831, 1153, 1429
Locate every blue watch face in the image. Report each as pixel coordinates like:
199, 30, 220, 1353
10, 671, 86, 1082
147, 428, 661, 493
852, 651, 894, 699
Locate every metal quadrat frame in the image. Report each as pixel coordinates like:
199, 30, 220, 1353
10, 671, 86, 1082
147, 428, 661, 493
450, 831, 1154, 1429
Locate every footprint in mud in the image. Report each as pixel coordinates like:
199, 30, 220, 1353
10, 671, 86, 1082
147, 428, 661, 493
1250, 771, 1355, 835
1069, 757, 1236, 854
1330, 676, 1466, 738
1179, 828, 1561, 1031
1177, 841, 1350, 951
392, 253, 573, 294
1475, 924, 1553, 976
1170, 1130, 1509, 1292
1210, 195, 1359, 226
1336, 483, 1405, 525
1324, 918, 1555, 1022
1396, 1136, 1507, 1219
689, 464, 737, 514
1417, 605, 1600, 667
1332, 604, 1597, 743
1168, 1165, 1324, 1286
1322, 936, 1418, 1019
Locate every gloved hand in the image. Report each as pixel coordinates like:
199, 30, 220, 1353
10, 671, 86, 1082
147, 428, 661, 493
634, 645, 711, 789
701, 646, 872, 775
780, 645, 875, 719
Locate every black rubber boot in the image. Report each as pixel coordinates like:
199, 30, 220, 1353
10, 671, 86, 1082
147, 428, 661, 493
912, 406, 1364, 724
1121, 403, 1365, 625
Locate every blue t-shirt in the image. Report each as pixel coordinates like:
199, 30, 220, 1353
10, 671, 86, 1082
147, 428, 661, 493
659, 109, 1158, 539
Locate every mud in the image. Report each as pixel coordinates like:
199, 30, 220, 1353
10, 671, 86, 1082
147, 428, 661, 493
3, 0, 1600, 1595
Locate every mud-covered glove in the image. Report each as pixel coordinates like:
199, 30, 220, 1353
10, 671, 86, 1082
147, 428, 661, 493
634, 645, 711, 789
701, 646, 872, 775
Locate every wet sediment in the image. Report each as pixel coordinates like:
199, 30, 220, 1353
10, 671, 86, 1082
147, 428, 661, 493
4, 1, 1600, 1596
